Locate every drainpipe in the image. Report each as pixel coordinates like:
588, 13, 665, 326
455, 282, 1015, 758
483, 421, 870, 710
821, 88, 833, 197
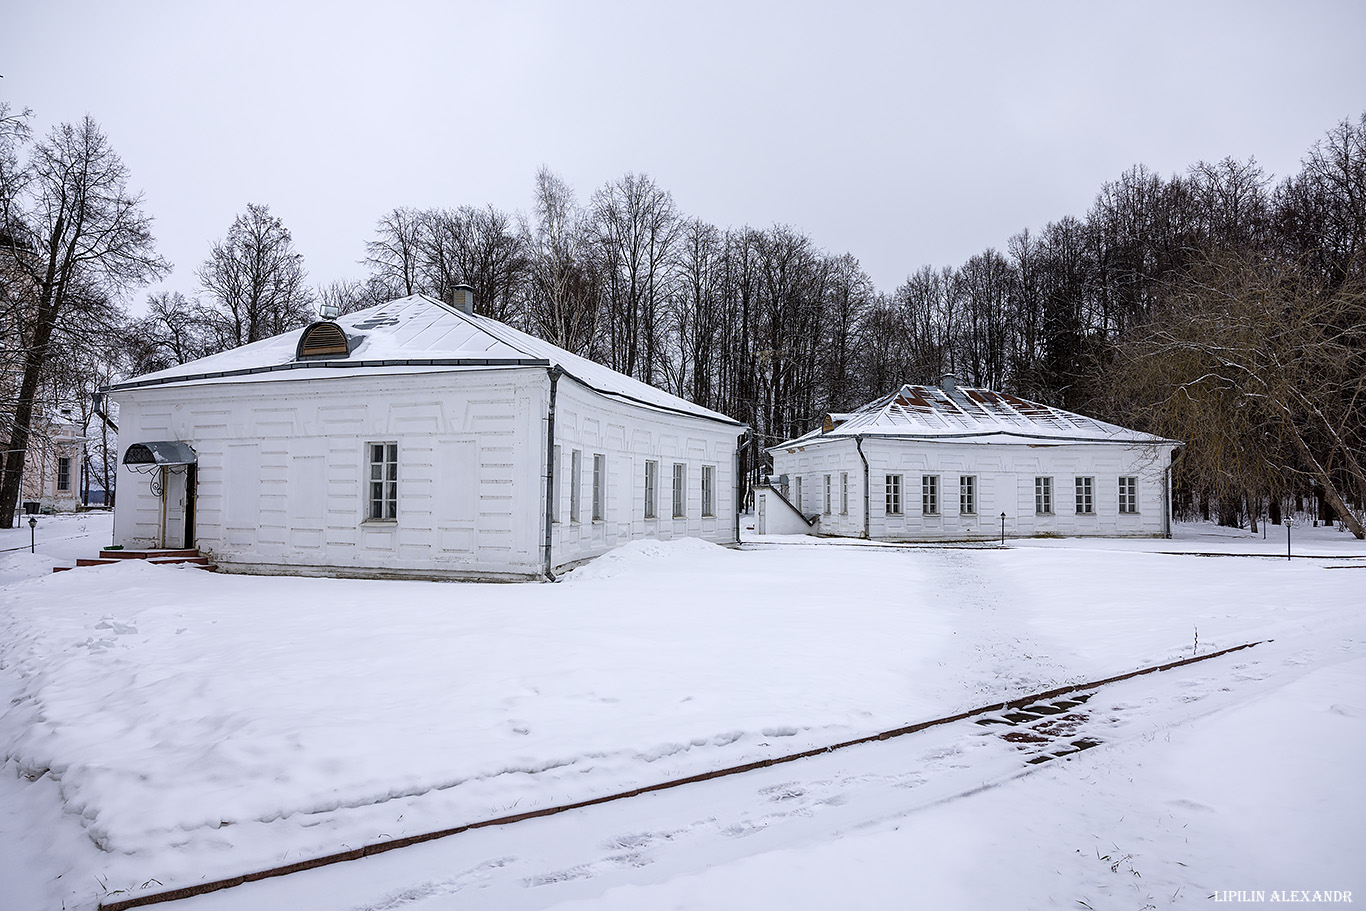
855, 435, 870, 539
542, 367, 563, 580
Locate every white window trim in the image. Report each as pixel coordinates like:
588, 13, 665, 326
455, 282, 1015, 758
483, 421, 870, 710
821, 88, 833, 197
1075, 476, 1095, 515
823, 474, 832, 515
922, 474, 940, 516
673, 462, 687, 519
886, 474, 903, 516
592, 453, 606, 522
1035, 476, 1054, 516
960, 474, 977, 516
570, 449, 582, 524
841, 472, 849, 515
365, 441, 398, 522
552, 445, 561, 523
701, 465, 716, 518
644, 460, 658, 519
1119, 476, 1139, 514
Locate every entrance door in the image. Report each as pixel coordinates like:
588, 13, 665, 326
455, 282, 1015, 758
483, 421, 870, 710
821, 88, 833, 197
161, 466, 191, 549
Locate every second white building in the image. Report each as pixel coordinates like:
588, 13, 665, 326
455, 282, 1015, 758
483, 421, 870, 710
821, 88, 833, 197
763, 376, 1180, 541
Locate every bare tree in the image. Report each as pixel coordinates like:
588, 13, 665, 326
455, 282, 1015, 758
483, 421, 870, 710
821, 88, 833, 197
364, 206, 424, 298
198, 203, 315, 348
0, 112, 167, 527
525, 167, 597, 354
120, 291, 219, 374
1105, 253, 1366, 537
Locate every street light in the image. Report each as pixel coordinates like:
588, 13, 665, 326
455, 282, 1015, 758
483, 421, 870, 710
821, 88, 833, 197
28, 515, 36, 553
1000, 512, 1006, 547
1285, 515, 1294, 561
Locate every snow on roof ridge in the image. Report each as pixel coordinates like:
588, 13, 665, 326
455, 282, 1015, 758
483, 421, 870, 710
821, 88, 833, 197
770, 381, 1172, 448
111, 294, 739, 426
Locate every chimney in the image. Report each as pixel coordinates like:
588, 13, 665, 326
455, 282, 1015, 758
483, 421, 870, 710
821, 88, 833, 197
940, 373, 958, 394
452, 283, 476, 316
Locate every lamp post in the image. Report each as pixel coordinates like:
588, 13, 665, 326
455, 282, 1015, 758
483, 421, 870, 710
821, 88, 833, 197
1285, 516, 1293, 561
28, 515, 36, 553
1000, 512, 1006, 547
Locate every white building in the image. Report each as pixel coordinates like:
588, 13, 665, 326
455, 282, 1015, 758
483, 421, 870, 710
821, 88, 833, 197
763, 377, 1180, 541
108, 292, 744, 580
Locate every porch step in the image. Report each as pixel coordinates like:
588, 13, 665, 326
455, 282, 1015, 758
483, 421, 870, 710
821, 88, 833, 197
99, 548, 200, 560
54, 548, 218, 573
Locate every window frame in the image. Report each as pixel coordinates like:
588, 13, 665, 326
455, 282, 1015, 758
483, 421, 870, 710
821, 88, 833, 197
1075, 476, 1095, 515
366, 441, 399, 521
570, 449, 582, 524
672, 462, 687, 519
1119, 476, 1139, 514
885, 473, 903, 516
960, 474, 977, 516
552, 444, 561, 523
57, 456, 72, 493
644, 460, 658, 519
841, 472, 849, 515
1034, 476, 1054, 516
701, 464, 716, 518
592, 453, 606, 522
922, 474, 940, 516
795, 476, 803, 512
823, 474, 832, 515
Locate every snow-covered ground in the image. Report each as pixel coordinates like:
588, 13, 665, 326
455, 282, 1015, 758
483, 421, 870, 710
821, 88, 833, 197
1, 515, 1362, 910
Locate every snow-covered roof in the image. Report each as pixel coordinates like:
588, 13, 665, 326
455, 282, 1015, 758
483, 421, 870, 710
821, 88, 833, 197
109, 295, 740, 426
772, 382, 1175, 449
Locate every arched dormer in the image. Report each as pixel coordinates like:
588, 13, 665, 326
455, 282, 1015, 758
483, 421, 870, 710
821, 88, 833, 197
295, 321, 350, 360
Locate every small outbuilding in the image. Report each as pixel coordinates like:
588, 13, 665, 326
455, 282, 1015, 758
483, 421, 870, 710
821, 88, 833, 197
108, 292, 745, 580
764, 376, 1180, 541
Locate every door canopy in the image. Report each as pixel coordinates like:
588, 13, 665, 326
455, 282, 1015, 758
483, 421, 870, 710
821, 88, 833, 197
123, 441, 198, 466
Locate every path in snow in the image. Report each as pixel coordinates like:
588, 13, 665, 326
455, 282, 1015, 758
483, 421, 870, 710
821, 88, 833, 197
172, 632, 1361, 911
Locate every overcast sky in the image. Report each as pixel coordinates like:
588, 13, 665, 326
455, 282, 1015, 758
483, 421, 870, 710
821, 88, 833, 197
6, 1, 1366, 308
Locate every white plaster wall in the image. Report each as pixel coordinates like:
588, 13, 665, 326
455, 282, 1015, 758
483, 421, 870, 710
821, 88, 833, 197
548, 375, 741, 570
773, 437, 1176, 540
112, 367, 547, 579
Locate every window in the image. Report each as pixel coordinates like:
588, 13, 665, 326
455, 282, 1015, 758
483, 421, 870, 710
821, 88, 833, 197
673, 463, 686, 518
702, 465, 716, 517
592, 454, 605, 521
570, 449, 582, 523
1119, 476, 1138, 514
1035, 476, 1053, 515
885, 474, 902, 516
552, 445, 561, 523
922, 474, 940, 516
841, 472, 849, 515
823, 474, 832, 515
57, 456, 71, 492
644, 460, 658, 519
1075, 476, 1094, 515
960, 475, 977, 516
367, 442, 398, 520
795, 476, 803, 512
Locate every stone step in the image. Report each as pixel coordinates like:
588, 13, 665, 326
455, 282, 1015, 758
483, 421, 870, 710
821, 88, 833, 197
56, 548, 217, 574
99, 548, 200, 560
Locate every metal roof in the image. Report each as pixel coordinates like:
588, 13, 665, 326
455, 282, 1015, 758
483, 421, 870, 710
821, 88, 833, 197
772, 383, 1176, 449
123, 441, 197, 466
109, 295, 740, 426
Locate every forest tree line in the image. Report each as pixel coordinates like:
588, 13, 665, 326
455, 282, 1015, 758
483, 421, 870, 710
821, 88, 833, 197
3, 101, 1364, 533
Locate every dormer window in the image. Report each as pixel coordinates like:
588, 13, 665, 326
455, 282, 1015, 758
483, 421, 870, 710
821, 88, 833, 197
296, 321, 350, 359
